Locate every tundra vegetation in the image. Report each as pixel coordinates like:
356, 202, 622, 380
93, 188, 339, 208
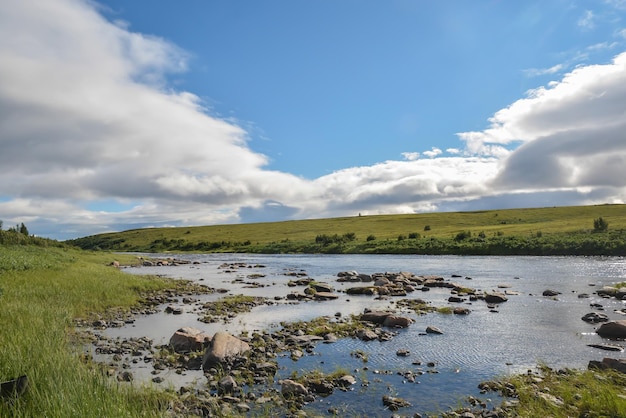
68, 204, 626, 256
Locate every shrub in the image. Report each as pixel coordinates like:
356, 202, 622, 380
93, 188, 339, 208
397, 235, 406, 241
454, 231, 472, 242
594, 217, 609, 232
424, 225, 431, 231
366, 235, 376, 241
408, 232, 420, 239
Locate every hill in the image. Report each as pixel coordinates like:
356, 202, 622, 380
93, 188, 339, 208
66, 204, 626, 255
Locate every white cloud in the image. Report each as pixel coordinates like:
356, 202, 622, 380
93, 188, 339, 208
401, 152, 420, 161
422, 147, 442, 158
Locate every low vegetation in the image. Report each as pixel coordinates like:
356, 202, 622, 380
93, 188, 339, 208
67, 204, 626, 255
0, 246, 177, 417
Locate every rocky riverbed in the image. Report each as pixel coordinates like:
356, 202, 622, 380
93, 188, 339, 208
74, 255, 626, 417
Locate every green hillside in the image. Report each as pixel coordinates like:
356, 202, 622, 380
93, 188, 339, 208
68, 204, 626, 255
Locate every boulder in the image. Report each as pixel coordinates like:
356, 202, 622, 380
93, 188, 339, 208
596, 320, 626, 339
383, 315, 412, 328
313, 292, 339, 301
280, 379, 309, 396
356, 329, 379, 341
311, 282, 334, 292
484, 292, 508, 304
169, 327, 211, 353
202, 332, 250, 370
360, 311, 391, 324
589, 357, 626, 373
346, 286, 377, 295
453, 307, 471, 315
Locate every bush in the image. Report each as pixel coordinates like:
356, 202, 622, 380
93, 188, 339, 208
408, 232, 420, 239
454, 231, 472, 242
366, 235, 376, 241
424, 225, 431, 231
397, 235, 406, 241
594, 217, 609, 232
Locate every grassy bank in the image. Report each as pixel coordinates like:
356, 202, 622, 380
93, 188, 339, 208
68, 204, 626, 255
0, 246, 175, 417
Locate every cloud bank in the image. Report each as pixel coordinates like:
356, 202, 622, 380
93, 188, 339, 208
0, 0, 625, 239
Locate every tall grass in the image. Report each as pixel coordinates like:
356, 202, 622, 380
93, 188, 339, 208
0, 246, 174, 417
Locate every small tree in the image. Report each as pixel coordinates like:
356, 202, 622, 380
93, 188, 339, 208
19, 222, 29, 236
593, 217, 608, 232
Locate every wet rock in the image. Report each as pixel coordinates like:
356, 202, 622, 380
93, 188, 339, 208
396, 349, 410, 357
542, 289, 561, 297
596, 320, 626, 339
169, 327, 212, 353
202, 332, 251, 370
308, 379, 334, 395
346, 286, 377, 295
426, 326, 443, 335
453, 307, 471, 315
587, 343, 623, 351
581, 312, 609, 323
597, 286, 618, 297
311, 282, 334, 292
382, 395, 411, 411
335, 374, 356, 388
484, 292, 508, 304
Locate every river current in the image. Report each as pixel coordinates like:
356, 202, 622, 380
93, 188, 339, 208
111, 254, 626, 416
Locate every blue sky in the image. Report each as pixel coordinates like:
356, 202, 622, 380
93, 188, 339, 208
1, 0, 626, 240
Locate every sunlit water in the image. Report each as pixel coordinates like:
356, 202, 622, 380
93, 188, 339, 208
102, 254, 626, 415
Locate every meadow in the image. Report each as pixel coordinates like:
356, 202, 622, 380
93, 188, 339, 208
69, 204, 626, 255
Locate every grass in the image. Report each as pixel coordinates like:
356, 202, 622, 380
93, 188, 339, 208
497, 365, 626, 417
67, 203, 626, 255
0, 246, 176, 417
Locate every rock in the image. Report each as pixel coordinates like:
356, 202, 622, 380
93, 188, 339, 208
484, 292, 508, 304
542, 289, 561, 297
313, 292, 339, 301
597, 286, 618, 297
589, 357, 626, 373
202, 332, 251, 370
218, 375, 238, 394
336, 375, 357, 387
581, 312, 609, 323
596, 320, 626, 339
360, 311, 391, 324
396, 349, 410, 357
448, 296, 464, 303
0, 375, 28, 399
453, 307, 471, 315
346, 286, 377, 295
383, 315, 412, 328
308, 379, 334, 395
382, 395, 411, 411
356, 329, 379, 341
311, 282, 334, 292
280, 379, 309, 396
587, 343, 623, 352
426, 326, 443, 335
169, 327, 211, 353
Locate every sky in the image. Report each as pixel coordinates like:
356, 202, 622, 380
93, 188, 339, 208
1, 0, 626, 240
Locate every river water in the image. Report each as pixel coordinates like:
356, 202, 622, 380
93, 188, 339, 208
110, 254, 626, 416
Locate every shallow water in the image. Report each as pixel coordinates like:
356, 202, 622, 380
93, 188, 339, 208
105, 254, 626, 415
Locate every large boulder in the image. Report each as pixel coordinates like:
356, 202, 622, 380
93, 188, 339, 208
597, 320, 626, 339
202, 331, 250, 370
589, 357, 626, 373
383, 315, 412, 328
169, 327, 211, 353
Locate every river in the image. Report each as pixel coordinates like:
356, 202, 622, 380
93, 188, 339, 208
108, 254, 626, 416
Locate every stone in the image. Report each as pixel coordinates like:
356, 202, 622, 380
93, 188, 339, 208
596, 320, 626, 339
218, 375, 238, 394
360, 311, 392, 324
313, 292, 339, 301
542, 289, 561, 297
383, 315, 412, 328
382, 395, 411, 411
280, 379, 308, 396
589, 357, 626, 373
453, 307, 471, 315
426, 326, 443, 335
336, 375, 356, 387
484, 292, 508, 304
581, 312, 609, 323
169, 327, 211, 353
202, 332, 251, 370
356, 328, 379, 341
